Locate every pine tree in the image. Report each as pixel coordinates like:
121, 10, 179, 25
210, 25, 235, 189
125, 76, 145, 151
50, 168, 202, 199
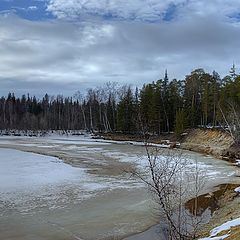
117, 87, 135, 133
229, 62, 238, 81
175, 109, 187, 137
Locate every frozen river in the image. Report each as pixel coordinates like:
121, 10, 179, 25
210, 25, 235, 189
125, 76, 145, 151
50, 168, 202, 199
0, 134, 238, 240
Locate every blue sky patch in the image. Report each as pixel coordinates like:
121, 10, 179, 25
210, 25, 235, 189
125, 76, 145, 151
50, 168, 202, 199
1, 0, 239, 24
228, 12, 240, 22
162, 3, 178, 22
0, 0, 179, 23
0, 0, 54, 20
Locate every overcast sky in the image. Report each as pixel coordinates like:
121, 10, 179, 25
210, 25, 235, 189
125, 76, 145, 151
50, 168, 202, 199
0, 0, 240, 97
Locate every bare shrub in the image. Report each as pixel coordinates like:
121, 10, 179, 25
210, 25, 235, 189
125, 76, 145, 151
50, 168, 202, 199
130, 145, 205, 240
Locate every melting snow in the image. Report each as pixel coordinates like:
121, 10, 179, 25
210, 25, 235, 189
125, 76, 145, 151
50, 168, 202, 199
199, 217, 240, 240
234, 186, 240, 193
0, 148, 142, 216
0, 148, 85, 191
235, 159, 240, 166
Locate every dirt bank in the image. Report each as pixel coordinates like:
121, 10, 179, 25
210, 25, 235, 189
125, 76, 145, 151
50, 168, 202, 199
95, 132, 177, 143
180, 128, 235, 160
97, 129, 240, 161
222, 142, 240, 161
124, 183, 240, 240
197, 183, 240, 239
96, 130, 240, 239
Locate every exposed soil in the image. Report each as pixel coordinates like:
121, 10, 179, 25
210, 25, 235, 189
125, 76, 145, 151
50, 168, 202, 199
180, 128, 235, 160
97, 129, 240, 162
185, 183, 239, 217
1, 132, 240, 239
96, 130, 240, 239
125, 184, 240, 240
223, 142, 240, 160
95, 132, 177, 145
197, 183, 240, 239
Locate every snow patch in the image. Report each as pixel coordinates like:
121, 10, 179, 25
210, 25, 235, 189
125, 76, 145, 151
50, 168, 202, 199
234, 186, 240, 193
0, 148, 144, 216
0, 148, 86, 191
235, 159, 240, 166
199, 217, 240, 240
199, 235, 229, 240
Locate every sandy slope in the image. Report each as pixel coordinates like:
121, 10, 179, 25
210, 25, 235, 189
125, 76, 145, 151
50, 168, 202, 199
180, 129, 234, 159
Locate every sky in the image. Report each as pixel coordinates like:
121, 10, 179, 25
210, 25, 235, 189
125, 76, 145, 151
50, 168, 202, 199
0, 0, 240, 97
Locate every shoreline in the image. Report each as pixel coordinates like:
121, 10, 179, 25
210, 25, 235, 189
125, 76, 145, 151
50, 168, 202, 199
95, 130, 239, 162
122, 183, 240, 240
1, 141, 238, 239
1, 128, 238, 161
94, 132, 240, 239
1, 132, 240, 239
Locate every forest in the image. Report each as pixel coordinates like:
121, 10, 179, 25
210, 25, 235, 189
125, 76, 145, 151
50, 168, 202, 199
0, 66, 240, 138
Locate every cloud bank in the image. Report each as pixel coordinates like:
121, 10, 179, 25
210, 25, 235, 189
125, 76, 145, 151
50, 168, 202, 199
47, 0, 240, 22
0, 1, 240, 96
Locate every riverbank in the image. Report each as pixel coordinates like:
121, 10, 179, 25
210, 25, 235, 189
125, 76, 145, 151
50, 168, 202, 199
197, 183, 240, 239
180, 128, 238, 161
124, 183, 240, 240
1, 128, 239, 160
0, 139, 156, 240
0, 132, 240, 239
95, 130, 240, 239
96, 128, 240, 161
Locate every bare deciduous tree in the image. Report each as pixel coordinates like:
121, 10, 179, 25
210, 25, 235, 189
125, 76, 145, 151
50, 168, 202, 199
129, 146, 205, 240
219, 101, 240, 145
74, 91, 87, 131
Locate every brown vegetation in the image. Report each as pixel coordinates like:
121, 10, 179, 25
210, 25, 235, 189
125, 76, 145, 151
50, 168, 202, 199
197, 184, 240, 239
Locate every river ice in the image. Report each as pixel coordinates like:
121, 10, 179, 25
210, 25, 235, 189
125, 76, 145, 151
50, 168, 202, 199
0, 134, 238, 240
0, 147, 144, 222
0, 149, 85, 191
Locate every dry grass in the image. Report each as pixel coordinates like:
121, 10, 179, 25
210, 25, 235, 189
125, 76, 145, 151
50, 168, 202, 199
197, 184, 240, 239
225, 226, 240, 240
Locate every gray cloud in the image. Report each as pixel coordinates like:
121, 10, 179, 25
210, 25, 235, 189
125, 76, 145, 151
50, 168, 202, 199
47, 0, 240, 22
47, 0, 185, 21
0, 11, 240, 96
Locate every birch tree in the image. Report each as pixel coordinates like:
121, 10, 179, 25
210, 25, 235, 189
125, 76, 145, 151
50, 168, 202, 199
130, 147, 205, 240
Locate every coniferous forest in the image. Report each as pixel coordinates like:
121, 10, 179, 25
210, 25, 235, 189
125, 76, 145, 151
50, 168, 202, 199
1, 66, 240, 136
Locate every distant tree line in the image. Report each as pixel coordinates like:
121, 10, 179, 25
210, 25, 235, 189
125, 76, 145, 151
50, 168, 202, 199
0, 65, 240, 137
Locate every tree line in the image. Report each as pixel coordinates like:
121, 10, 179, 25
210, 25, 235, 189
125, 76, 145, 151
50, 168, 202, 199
0, 65, 240, 138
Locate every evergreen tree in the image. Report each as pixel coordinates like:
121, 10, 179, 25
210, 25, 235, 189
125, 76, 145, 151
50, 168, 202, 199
175, 109, 187, 137
0, 66, 239, 136
184, 69, 205, 127
117, 87, 135, 133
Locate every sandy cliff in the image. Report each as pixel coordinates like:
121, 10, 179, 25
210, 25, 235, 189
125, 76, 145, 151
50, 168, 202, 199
180, 129, 235, 159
